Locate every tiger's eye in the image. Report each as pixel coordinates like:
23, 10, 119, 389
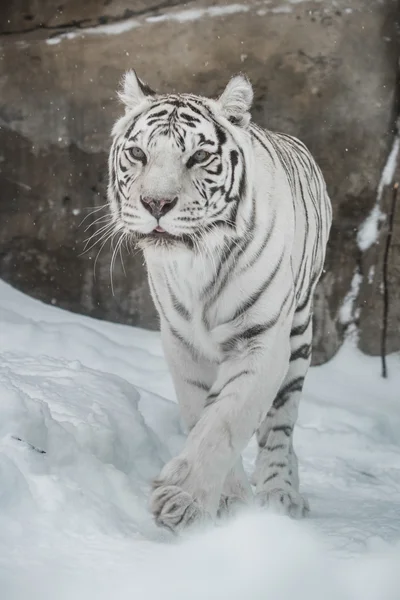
192, 149, 210, 163
128, 146, 146, 161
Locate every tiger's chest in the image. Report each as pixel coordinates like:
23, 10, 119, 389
147, 251, 266, 363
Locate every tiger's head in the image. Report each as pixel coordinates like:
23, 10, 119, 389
108, 71, 254, 252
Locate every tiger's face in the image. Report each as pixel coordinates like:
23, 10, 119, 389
108, 71, 254, 251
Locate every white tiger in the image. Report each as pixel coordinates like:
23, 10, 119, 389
108, 70, 332, 532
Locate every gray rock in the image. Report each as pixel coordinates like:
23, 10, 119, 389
0, 0, 399, 362
358, 162, 400, 359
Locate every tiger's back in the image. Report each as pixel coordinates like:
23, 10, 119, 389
252, 125, 331, 304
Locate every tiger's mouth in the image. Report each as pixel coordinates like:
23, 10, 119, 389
134, 229, 196, 250
148, 230, 178, 243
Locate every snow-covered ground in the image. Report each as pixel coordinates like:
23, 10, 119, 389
0, 279, 399, 600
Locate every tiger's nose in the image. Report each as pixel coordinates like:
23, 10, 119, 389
140, 196, 178, 219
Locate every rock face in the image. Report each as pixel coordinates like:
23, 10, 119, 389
0, 0, 399, 362
358, 146, 400, 359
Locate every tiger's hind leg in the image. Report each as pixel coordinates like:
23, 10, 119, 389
252, 308, 312, 518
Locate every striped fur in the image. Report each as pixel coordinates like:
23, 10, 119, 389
108, 71, 332, 531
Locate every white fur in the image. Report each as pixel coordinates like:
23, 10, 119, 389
108, 74, 332, 532
218, 74, 253, 127
118, 70, 153, 109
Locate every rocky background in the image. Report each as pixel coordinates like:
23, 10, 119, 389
0, 0, 399, 364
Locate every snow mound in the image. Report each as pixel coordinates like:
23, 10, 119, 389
0, 280, 400, 599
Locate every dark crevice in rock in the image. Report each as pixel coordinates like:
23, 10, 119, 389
0, 0, 191, 37
1, 18, 92, 35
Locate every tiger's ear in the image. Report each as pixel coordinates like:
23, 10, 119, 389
218, 74, 253, 127
118, 70, 156, 108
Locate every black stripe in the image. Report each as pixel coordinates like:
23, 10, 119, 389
271, 138, 310, 296
202, 195, 256, 308
241, 210, 277, 273
273, 376, 304, 409
208, 202, 231, 223
221, 314, 280, 353
137, 77, 156, 97
169, 325, 198, 359
124, 116, 140, 140
180, 112, 201, 123
237, 147, 247, 201
198, 135, 214, 146
278, 376, 305, 398
204, 392, 219, 407
296, 271, 320, 314
147, 109, 168, 118
265, 443, 286, 451
166, 279, 191, 321
290, 344, 311, 362
186, 379, 209, 392
205, 162, 222, 176
184, 101, 211, 120
291, 312, 312, 337
223, 369, 253, 388
250, 126, 278, 167
215, 124, 227, 147
231, 251, 284, 321
271, 425, 292, 437
263, 472, 278, 484
200, 236, 238, 300
226, 150, 239, 201
294, 177, 310, 292
205, 369, 252, 407
295, 256, 309, 303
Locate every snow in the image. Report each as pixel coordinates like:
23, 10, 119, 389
368, 265, 375, 284
271, 6, 293, 14
46, 32, 78, 45
146, 4, 249, 24
357, 205, 385, 253
0, 279, 400, 599
339, 269, 362, 325
357, 136, 400, 251
46, 19, 140, 45
379, 137, 400, 195
45, 1, 322, 46
46, 4, 250, 44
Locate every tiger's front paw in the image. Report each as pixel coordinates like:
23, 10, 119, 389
150, 484, 208, 533
150, 457, 211, 533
